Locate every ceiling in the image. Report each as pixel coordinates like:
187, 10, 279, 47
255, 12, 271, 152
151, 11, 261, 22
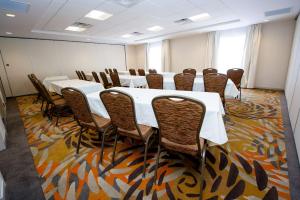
0, 0, 299, 44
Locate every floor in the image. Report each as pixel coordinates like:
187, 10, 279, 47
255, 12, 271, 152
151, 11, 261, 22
0, 90, 299, 199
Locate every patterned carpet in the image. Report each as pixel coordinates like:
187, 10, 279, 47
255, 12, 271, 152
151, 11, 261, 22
16, 89, 290, 200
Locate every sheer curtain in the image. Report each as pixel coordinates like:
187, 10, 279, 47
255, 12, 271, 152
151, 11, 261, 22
147, 41, 162, 72
243, 24, 262, 88
215, 27, 248, 73
161, 40, 171, 72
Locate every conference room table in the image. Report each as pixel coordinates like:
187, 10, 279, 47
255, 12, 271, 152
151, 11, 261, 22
107, 74, 147, 88
86, 87, 228, 145
48, 79, 104, 95
43, 76, 69, 92
163, 77, 239, 98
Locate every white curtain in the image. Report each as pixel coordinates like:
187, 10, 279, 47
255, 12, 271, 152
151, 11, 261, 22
161, 40, 171, 72
243, 24, 262, 88
147, 41, 162, 72
206, 31, 216, 68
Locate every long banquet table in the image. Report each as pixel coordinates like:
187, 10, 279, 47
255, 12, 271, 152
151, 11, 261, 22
87, 87, 228, 145
43, 76, 69, 92
107, 75, 147, 88
49, 79, 104, 95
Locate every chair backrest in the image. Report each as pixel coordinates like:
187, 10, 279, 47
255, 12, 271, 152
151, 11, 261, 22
146, 74, 163, 89
203, 68, 217, 76
174, 73, 195, 91
129, 68, 136, 76
61, 87, 96, 127
227, 68, 244, 89
203, 73, 228, 104
108, 69, 113, 74
113, 68, 118, 74
100, 90, 143, 137
105, 68, 109, 74
31, 73, 38, 80
149, 69, 157, 74
109, 72, 121, 87
28, 74, 40, 92
183, 68, 196, 76
100, 72, 111, 89
152, 96, 206, 153
75, 71, 82, 80
138, 68, 146, 76
92, 71, 101, 83
35, 79, 53, 104
81, 71, 87, 80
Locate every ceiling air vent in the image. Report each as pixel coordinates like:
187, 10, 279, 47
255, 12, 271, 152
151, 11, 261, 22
111, 0, 144, 8
131, 32, 143, 36
72, 22, 93, 29
174, 18, 193, 25
265, 7, 292, 17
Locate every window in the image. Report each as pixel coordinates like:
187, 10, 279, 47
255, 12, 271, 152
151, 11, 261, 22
147, 41, 162, 72
215, 27, 247, 73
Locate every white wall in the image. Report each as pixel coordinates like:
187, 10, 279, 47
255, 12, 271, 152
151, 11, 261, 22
285, 16, 300, 163
135, 44, 147, 69
0, 38, 126, 96
125, 45, 136, 69
169, 33, 211, 73
255, 19, 296, 90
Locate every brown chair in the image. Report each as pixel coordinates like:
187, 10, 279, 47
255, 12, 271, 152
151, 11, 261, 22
146, 74, 163, 89
204, 73, 228, 106
203, 68, 217, 75
76, 71, 83, 80
149, 69, 157, 74
138, 68, 146, 76
109, 72, 121, 87
183, 68, 196, 76
108, 68, 113, 74
34, 79, 72, 125
28, 74, 43, 104
152, 95, 207, 199
105, 68, 109, 74
92, 71, 101, 83
113, 68, 118, 74
174, 73, 195, 91
100, 72, 113, 89
100, 90, 155, 177
129, 68, 136, 76
227, 68, 244, 100
61, 88, 111, 161
81, 71, 88, 81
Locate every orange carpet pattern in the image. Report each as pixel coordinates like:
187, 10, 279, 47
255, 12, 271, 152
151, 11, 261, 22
17, 89, 290, 199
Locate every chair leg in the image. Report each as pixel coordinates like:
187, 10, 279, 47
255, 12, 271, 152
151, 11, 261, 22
142, 137, 150, 178
154, 144, 161, 184
111, 129, 119, 164
239, 88, 242, 101
76, 126, 83, 154
56, 115, 59, 126
40, 100, 44, 111
100, 125, 111, 164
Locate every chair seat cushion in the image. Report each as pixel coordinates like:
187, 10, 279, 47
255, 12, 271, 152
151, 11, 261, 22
92, 114, 111, 128
118, 124, 153, 140
53, 98, 66, 106
161, 137, 204, 156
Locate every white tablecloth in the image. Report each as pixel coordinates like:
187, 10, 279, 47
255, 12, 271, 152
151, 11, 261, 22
160, 72, 203, 78
43, 76, 69, 92
163, 77, 239, 98
107, 75, 147, 88
86, 87, 228, 145
50, 79, 104, 95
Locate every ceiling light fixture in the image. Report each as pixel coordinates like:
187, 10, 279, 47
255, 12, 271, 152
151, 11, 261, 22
6, 32, 12, 35
122, 34, 132, 38
264, 19, 270, 22
85, 10, 113, 21
147, 26, 164, 32
6, 13, 15, 17
65, 26, 86, 32
189, 13, 210, 22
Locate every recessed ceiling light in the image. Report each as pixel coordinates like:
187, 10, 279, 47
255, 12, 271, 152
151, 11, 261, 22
6, 13, 15, 17
65, 26, 86, 32
147, 26, 164, 32
122, 34, 132, 38
6, 32, 12, 35
189, 13, 210, 22
85, 10, 113, 21
264, 19, 270, 22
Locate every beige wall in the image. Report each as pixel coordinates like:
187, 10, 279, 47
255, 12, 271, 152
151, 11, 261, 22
255, 19, 296, 89
169, 33, 210, 73
125, 45, 136, 69
125, 44, 147, 69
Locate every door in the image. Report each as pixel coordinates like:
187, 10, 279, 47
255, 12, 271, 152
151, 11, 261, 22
0, 50, 12, 97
